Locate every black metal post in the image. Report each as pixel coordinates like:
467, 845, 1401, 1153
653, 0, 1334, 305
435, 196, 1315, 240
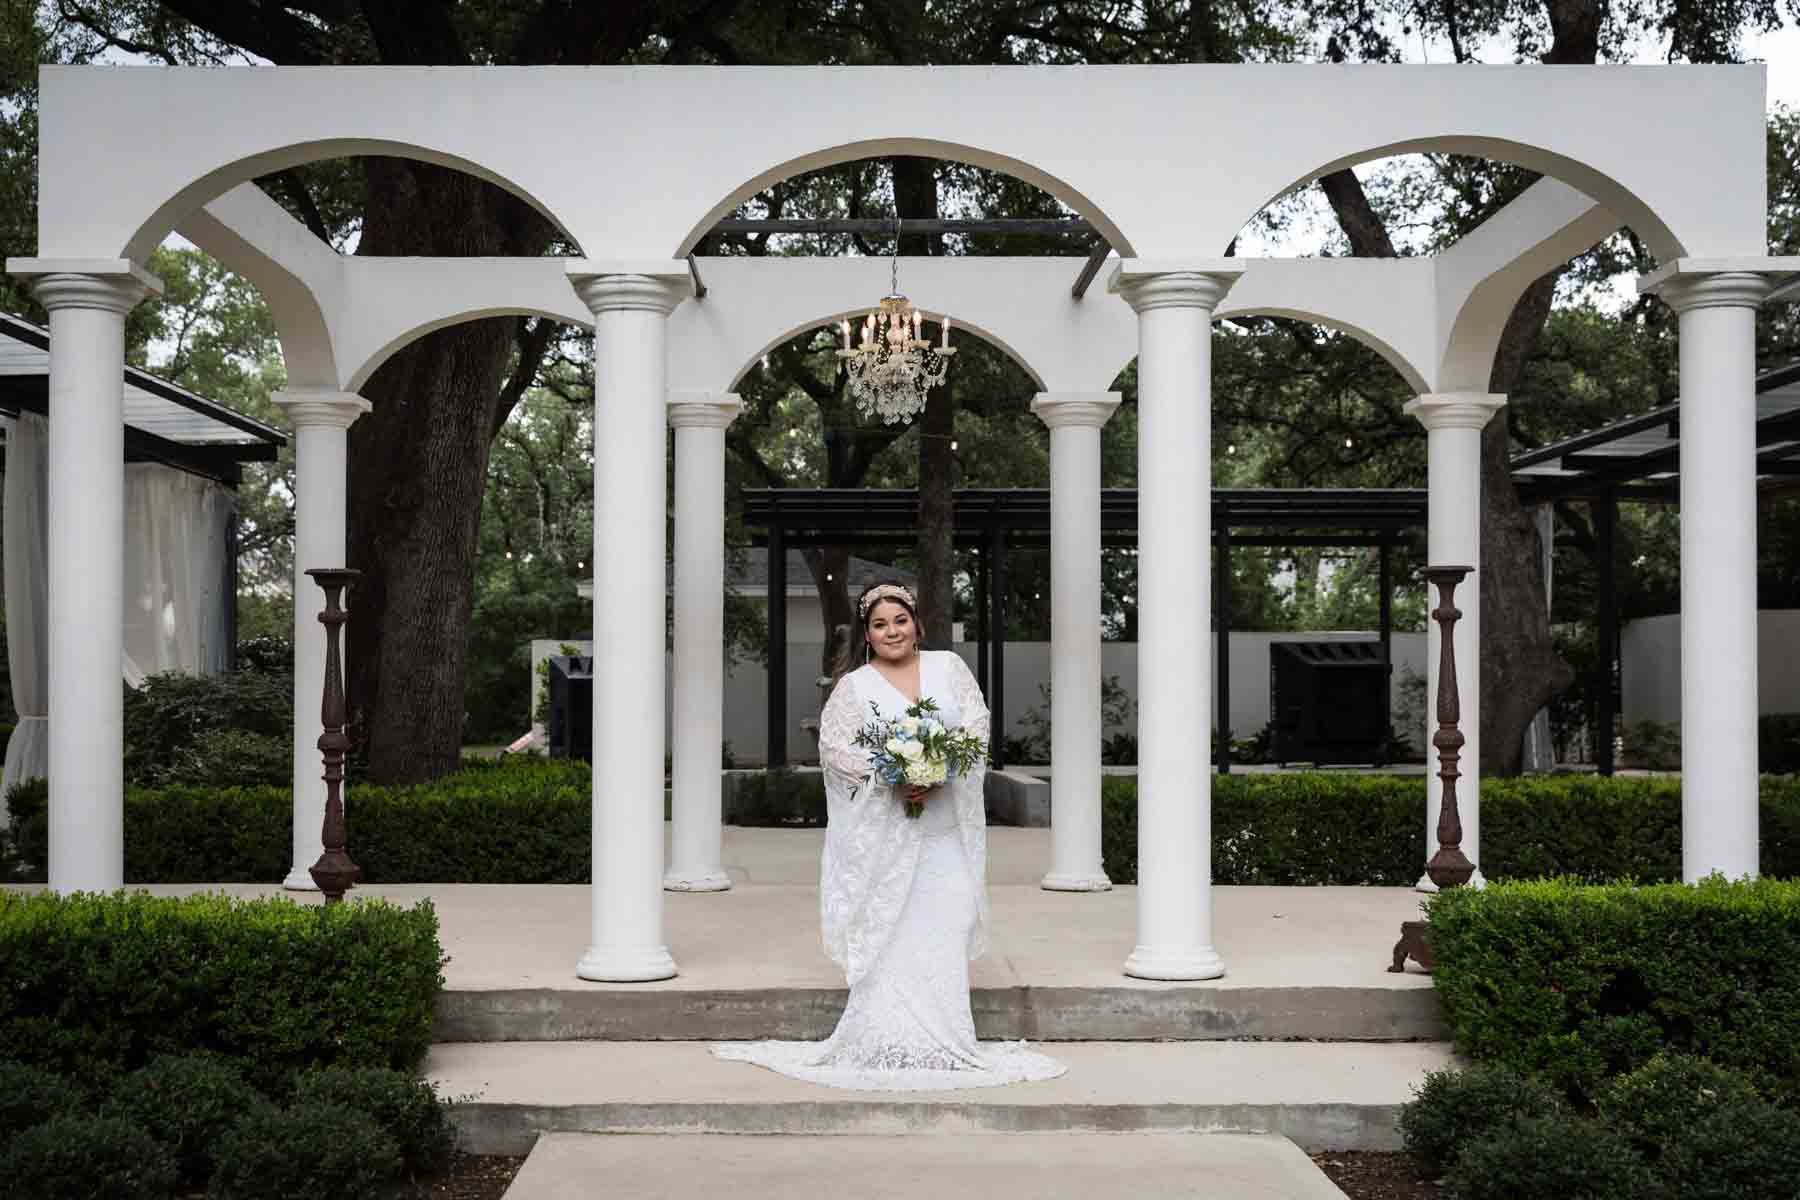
1216, 522, 1232, 775
989, 525, 1007, 769
767, 520, 787, 769
225, 511, 241, 672
975, 540, 989, 693
1379, 540, 1393, 760
1596, 490, 1618, 776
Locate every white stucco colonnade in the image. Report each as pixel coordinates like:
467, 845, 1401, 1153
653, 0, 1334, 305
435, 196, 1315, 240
10, 64, 1789, 981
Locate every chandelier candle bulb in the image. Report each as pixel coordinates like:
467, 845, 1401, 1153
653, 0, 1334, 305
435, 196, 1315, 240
941, 318, 951, 349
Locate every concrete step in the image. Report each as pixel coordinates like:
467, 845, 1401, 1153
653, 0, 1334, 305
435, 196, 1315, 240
435, 981, 1446, 1043
430, 1039, 1457, 1156
502, 1132, 1350, 1199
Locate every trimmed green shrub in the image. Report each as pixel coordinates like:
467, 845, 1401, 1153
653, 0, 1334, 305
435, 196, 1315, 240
1398, 1064, 1563, 1169
208, 1101, 402, 1200
291, 1066, 455, 1175
1426, 877, 1800, 1104
729, 768, 827, 827
1448, 1114, 1659, 1200
0, 1113, 178, 1200
1766, 713, 1800, 775
151, 728, 290, 788
1099, 773, 1800, 886
102, 1054, 273, 1186
1595, 1054, 1764, 1149
0, 891, 442, 1094
0, 1060, 86, 1142
123, 668, 292, 786
1658, 1098, 1800, 1200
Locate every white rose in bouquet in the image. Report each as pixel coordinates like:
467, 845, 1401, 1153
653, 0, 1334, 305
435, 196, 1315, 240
900, 716, 921, 735
897, 740, 926, 761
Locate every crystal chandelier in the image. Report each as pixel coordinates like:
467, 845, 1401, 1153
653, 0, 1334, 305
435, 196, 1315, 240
836, 219, 955, 425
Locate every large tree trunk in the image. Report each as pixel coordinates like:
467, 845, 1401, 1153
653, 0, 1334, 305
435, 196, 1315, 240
893, 156, 955, 648
1480, 271, 1575, 771
346, 158, 553, 784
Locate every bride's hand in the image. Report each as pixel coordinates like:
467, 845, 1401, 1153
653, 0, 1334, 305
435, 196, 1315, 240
907, 784, 932, 807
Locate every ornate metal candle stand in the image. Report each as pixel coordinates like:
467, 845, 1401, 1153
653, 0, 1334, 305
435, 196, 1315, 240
306, 568, 362, 904
1390, 564, 1476, 972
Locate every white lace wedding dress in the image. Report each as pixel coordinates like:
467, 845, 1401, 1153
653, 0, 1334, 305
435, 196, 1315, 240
711, 649, 1066, 1091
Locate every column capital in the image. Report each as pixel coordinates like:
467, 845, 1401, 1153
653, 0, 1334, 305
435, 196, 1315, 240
566, 260, 691, 316
1651, 271, 1773, 314
668, 391, 744, 430
1108, 259, 1243, 313
1405, 392, 1506, 432
1032, 392, 1121, 430
273, 389, 372, 430
9, 258, 162, 313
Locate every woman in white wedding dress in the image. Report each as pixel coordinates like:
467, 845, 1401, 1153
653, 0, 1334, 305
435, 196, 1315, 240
712, 582, 1065, 1091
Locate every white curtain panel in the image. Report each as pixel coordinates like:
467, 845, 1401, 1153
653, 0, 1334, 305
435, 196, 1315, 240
2, 413, 49, 818
123, 464, 235, 682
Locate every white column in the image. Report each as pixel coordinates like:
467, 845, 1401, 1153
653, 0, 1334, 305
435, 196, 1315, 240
1404, 393, 1505, 891
272, 390, 371, 890
9, 261, 160, 892
665, 391, 743, 893
568, 265, 690, 981
1112, 263, 1240, 981
1659, 273, 1768, 881
1032, 391, 1120, 893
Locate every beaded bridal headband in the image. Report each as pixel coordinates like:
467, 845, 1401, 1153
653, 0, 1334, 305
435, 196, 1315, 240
858, 583, 917, 619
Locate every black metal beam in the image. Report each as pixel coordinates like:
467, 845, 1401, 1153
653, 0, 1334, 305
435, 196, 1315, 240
1071, 242, 1112, 299
1378, 541, 1394, 755
989, 525, 1008, 769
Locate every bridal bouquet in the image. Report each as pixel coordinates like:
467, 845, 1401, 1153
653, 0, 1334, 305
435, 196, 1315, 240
854, 697, 990, 818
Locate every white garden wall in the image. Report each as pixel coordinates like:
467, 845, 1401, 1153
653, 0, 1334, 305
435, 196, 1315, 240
531, 631, 1428, 764
1620, 610, 1800, 725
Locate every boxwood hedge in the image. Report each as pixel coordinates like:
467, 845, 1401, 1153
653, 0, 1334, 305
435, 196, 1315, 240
0, 892, 443, 1093
7, 761, 1797, 886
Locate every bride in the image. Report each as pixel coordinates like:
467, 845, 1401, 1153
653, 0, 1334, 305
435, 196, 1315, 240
712, 582, 1065, 1090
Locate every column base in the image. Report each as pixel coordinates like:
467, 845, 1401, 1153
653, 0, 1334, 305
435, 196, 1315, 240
663, 872, 732, 893
282, 867, 320, 892
1123, 943, 1226, 981
1415, 867, 1487, 894
1041, 872, 1113, 893
577, 944, 678, 982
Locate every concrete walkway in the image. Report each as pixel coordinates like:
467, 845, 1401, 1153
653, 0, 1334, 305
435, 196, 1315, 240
430, 1040, 1457, 1154
502, 1132, 1350, 1199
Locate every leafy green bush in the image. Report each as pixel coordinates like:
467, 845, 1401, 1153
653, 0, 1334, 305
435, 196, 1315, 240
1765, 713, 1800, 774
0, 1113, 178, 1200
123, 668, 292, 786
234, 634, 293, 674
0, 1060, 87, 1142
150, 728, 290, 788
1447, 1114, 1659, 1200
1427, 877, 1800, 1105
1398, 1064, 1563, 1170
208, 1101, 402, 1200
102, 1055, 273, 1186
1595, 1054, 1764, 1149
291, 1066, 455, 1176
1657, 1097, 1800, 1200
0, 891, 442, 1094
1098, 773, 1800, 886
728, 768, 826, 827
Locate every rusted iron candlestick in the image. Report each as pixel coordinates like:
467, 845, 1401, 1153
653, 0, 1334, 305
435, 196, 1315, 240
306, 568, 361, 904
1390, 564, 1475, 972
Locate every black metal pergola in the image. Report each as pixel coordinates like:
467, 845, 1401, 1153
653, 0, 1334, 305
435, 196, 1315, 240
744, 487, 1428, 772
1507, 360, 1800, 774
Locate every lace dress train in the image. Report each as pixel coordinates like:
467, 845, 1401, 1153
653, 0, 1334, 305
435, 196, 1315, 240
711, 651, 1065, 1091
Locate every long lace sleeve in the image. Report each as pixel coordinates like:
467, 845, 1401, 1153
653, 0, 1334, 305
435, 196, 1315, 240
947, 652, 990, 743
818, 673, 872, 789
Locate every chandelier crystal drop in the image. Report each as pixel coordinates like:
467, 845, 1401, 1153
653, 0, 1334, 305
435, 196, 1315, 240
836, 219, 955, 425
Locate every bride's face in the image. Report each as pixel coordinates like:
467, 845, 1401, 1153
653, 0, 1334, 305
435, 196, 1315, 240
865, 601, 917, 662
